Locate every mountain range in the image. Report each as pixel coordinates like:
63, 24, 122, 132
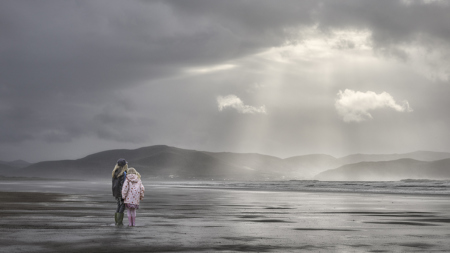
2, 145, 450, 181
0, 159, 31, 169
315, 158, 450, 181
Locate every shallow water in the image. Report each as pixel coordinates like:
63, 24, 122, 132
152, 179, 450, 195
1, 180, 450, 252
3, 179, 450, 195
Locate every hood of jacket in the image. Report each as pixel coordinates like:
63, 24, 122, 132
126, 174, 140, 184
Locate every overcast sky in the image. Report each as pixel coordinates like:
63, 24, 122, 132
1, 0, 450, 162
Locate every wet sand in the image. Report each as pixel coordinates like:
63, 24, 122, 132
1, 180, 450, 252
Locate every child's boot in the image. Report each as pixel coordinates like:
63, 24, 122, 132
132, 216, 136, 227
117, 212, 124, 226
114, 213, 119, 226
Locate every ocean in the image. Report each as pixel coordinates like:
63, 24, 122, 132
151, 179, 450, 195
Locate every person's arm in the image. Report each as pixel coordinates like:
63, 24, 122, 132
140, 182, 145, 200
112, 176, 115, 196
121, 177, 129, 199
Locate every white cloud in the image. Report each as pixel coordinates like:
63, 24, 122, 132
217, 95, 266, 114
335, 89, 412, 122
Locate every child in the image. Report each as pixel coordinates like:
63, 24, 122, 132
121, 167, 145, 227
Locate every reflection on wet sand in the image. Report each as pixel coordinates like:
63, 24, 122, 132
1, 180, 450, 252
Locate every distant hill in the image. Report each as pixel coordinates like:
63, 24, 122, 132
281, 151, 450, 178
2, 146, 450, 181
1, 146, 291, 180
0, 159, 31, 169
338, 151, 450, 164
315, 158, 450, 181
0, 163, 18, 172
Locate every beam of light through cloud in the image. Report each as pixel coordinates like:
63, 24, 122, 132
401, 0, 448, 5
186, 64, 236, 74
335, 89, 413, 123
217, 95, 266, 114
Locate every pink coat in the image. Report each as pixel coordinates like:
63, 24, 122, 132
121, 174, 145, 206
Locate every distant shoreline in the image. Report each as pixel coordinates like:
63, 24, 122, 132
158, 183, 450, 197
2, 178, 450, 197
0, 176, 84, 181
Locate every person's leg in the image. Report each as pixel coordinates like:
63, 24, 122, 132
115, 198, 121, 213
127, 208, 132, 226
131, 208, 136, 226
118, 199, 125, 213
115, 198, 121, 225
117, 198, 125, 226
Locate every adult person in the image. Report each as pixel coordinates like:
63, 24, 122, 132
112, 158, 128, 226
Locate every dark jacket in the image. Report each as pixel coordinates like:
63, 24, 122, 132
112, 169, 127, 198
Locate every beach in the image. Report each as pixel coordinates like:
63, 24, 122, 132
1, 180, 450, 252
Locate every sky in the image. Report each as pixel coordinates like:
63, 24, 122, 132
1, 0, 450, 162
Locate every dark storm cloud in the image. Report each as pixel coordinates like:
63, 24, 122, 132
316, 0, 450, 58
167, 0, 450, 55
1, 1, 184, 94
1, 0, 450, 161
92, 103, 157, 143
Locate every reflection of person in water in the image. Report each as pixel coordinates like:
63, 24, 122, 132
112, 158, 128, 226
